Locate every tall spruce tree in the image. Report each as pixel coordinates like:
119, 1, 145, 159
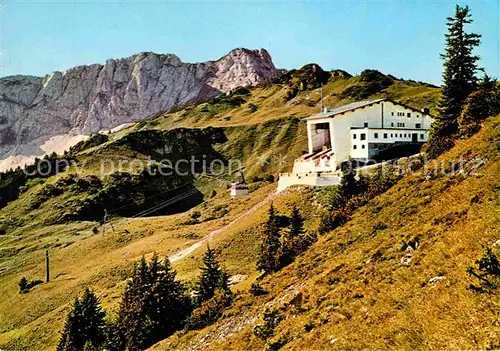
257, 203, 282, 273
280, 206, 306, 267
57, 288, 107, 351
57, 298, 81, 351
117, 254, 191, 350
289, 206, 305, 239
147, 255, 192, 344
116, 256, 151, 350
195, 246, 230, 305
435, 4, 481, 136
340, 164, 359, 200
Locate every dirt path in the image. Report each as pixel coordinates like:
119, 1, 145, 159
169, 192, 277, 263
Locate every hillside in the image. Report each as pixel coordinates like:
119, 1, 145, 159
153, 116, 500, 350
0, 67, 444, 350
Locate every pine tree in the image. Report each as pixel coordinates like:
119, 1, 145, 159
117, 254, 192, 350
79, 288, 107, 348
148, 256, 192, 342
195, 246, 230, 305
289, 205, 310, 254
257, 203, 282, 273
18, 276, 29, 294
340, 164, 359, 199
289, 206, 305, 239
57, 298, 81, 351
57, 288, 106, 351
434, 5, 481, 137
117, 256, 154, 350
279, 206, 306, 267
458, 74, 500, 136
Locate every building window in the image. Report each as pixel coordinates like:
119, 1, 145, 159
391, 112, 394, 116
360, 133, 366, 140
353, 145, 357, 149
390, 133, 393, 137
391, 122, 394, 127
407, 112, 411, 117
374, 133, 379, 139
384, 133, 388, 139
353, 134, 357, 139
397, 122, 405, 128
362, 145, 365, 149
415, 123, 421, 129
420, 134, 424, 139
400, 134, 402, 137
364, 122, 368, 127
315, 122, 329, 130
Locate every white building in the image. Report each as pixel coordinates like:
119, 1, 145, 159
230, 170, 249, 197
231, 183, 249, 197
277, 98, 433, 192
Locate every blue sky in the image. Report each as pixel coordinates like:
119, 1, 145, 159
1, 1, 499, 85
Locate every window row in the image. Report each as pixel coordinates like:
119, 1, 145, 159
391, 111, 419, 118
362, 122, 422, 128
353, 133, 426, 140
353, 133, 366, 140
389, 122, 422, 128
354, 135, 425, 151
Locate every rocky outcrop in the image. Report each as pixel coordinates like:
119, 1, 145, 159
276, 63, 332, 101
0, 48, 278, 170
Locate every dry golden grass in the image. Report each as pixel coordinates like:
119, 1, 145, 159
0, 74, 442, 350
0, 182, 280, 350
152, 116, 500, 351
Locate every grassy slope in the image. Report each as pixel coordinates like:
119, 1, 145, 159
0, 73, 441, 350
153, 116, 500, 350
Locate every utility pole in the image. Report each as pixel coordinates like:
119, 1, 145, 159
102, 209, 115, 234
320, 83, 324, 113
45, 250, 50, 283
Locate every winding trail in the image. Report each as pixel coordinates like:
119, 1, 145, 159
169, 192, 277, 263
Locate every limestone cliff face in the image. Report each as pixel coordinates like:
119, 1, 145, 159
0, 48, 278, 170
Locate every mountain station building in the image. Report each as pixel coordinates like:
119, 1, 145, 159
277, 98, 434, 192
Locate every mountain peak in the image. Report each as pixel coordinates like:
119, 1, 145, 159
0, 48, 279, 170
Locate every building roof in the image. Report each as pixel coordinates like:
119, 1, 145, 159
305, 98, 432, 121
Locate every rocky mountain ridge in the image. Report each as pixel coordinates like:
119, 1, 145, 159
0, 48, 278, 170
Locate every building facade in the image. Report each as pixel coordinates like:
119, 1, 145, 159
277, 98, 433, 192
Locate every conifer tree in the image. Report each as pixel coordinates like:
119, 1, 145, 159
257, 203, 282, 273
117, 254, 192, 350
148, 256, 192, 342
18, 276, 29, 294
340, 164, 359, 199
116, 256, 150, 350
289, 206, 305, 239
57, 288, 106, 351
57, 298, 81, 351
434, 5, 481, 137
280, 206, 306, 267
195, 246, 230, 305
458, 74, 500, 136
